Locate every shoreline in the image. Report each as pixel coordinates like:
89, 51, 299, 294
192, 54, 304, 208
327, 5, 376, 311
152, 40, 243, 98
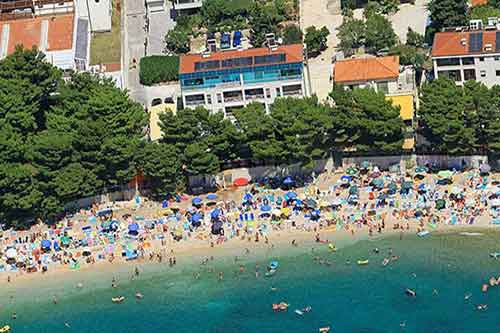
1, 222, 497, 296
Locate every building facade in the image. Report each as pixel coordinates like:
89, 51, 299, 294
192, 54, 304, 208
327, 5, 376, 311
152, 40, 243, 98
432, 27, 500, 87
173, 0, 202, 13
333, 56, 416, 122
179, 44, 306, 118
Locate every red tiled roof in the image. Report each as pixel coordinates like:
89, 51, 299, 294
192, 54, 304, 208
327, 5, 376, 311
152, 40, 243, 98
471, 0, 488, 6
431, 30, 498, 57
1, 14, 74, 55
179, 44, 303, 74
333, 56, 400, 83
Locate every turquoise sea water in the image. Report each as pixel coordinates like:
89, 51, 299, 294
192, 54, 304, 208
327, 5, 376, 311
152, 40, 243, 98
2, 229, 500, 333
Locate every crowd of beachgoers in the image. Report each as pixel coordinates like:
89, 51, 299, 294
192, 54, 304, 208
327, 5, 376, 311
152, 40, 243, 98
1, 163, 499, 281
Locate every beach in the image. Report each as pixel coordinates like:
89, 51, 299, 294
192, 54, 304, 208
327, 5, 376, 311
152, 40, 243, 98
0, 166, 499, 332
2, 227, 500, 333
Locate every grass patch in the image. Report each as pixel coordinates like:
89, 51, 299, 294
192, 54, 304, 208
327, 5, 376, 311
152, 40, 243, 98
139, 56, 179, 85
89, 0, 121, 65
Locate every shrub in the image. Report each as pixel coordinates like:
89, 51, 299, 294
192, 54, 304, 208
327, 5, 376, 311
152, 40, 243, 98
139, 56, 179, 86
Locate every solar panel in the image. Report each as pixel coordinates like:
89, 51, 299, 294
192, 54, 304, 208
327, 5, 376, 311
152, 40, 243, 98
496, 32, 500, 52
254, 53, 286, 65
221, 56, 253, 68
194, 60, 220, 71
469, 32, 483, 53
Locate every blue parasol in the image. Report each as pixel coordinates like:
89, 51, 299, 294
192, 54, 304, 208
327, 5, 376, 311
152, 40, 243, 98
207, 193, 218, 200
128, 223, 139, 232
192, 197, 203, 206
283, 176, 294, 185
41, 240, 51, 248
260, 204, 272, 212
211, 208, 221, 219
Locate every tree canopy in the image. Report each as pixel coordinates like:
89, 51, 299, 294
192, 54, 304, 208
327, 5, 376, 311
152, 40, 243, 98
0, 47, 147, 229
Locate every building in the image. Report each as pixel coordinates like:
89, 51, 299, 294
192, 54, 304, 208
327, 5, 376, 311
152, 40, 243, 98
0, 0, 73, 20
0, 14, 79, 69
179, 43, 306, 118
173, 0, 202, 14
333, 56, 416, 123
76, 0, 111, 32
431, 24, 500, 87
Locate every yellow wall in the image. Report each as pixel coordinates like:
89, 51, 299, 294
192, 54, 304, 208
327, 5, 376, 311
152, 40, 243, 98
149, 103, 176, 141
386, 94, 414, 121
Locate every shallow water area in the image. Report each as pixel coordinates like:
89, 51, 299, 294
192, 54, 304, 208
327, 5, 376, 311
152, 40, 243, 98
1, 228, 500, 333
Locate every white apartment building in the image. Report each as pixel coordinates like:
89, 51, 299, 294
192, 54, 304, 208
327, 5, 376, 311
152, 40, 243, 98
179, 44, 306, 118
432, 21, 500, 87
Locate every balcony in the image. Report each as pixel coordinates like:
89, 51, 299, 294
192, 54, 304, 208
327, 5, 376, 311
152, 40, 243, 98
282, 84, 303, 97
244, 88, 264, 101
185, 94, 205, 107
223, 91, 243, 103
173, 0, 202, 10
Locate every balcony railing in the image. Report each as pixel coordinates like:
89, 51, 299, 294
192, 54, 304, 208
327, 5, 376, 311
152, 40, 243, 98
185, 100, 205, 106
282, 89, 302, 97
245, 94, 264, 101
223, 95, 243, 103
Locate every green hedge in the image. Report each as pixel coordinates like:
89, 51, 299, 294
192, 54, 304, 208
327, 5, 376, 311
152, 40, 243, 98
139, 55, 179, 86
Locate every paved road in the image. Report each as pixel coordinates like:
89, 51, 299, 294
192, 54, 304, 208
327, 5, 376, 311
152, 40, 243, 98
389, 0, 430, 44
147, 3, 176, 55
123, 0, 147, 104
300, 0, 343, 101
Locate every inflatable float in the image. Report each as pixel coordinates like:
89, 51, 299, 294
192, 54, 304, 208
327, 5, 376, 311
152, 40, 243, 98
0, 325, 10, 333
357, 259, 369, 265
112, 296, 125, 303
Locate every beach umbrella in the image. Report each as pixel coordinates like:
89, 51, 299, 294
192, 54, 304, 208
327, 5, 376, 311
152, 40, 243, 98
388, 182, 398, 192
41, 240, 51, 249
162, 200, 169, 208
437, 170, 454, 179
211, 208, 221, 219
436, 199, 446, 210
371, 178, 384, 188
340, 175, 353, 183
207, 193, 218, 201
128, 223, 139, 232
361, 161, 370, 169
491, 199, 500, 208
402, 181, 413, 189
243, 192, 253, 202
415, 166, 428, 174
349, 186, 359, 195
60, 236, 71, 246
418, 183, 427, 192
5, 248, 16, 259
192, 197, 203, 206
260, 204, 272, 212
285, 191, 297, 200
480, 164, 491, 174
332, 198, 342, 206
305, 198, 317, 208
346, 166, 358, 175
282, 176, 294, 185
233, 177, 249, 187
191, 213, 202, 226
97, 208, 113, 217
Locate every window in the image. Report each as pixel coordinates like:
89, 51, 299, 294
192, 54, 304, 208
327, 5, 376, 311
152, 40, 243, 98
496, 70, 500, 77
183, 78, 203, 87
438, 70, 462, 82
436, 58, 460, 66
216, 93, 222, 103
480, 70, 486, 77
464, 69, 476, 81
275, 87, 281, 97
461, 57, 474, 65
206, 94, 212, 104
479, 57, 484, 62
265, 88, 271, 98
377, 81, 389, 94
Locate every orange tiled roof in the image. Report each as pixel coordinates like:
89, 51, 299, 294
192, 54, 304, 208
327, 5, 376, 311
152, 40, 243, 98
179, 44, 303, 74
431, 30, 498, 57
1, 14, 74, 55
333, 56, 400, 83
471, 0, 488, 6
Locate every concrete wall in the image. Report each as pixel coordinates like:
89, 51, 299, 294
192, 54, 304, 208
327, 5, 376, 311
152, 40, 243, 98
64, 189, 138, 211
416, 155, 488, 170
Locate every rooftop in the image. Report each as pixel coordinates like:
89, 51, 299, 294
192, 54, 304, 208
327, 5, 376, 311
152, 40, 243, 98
0, 14, 74, 56
333, 56, 400, 83
471, 0, 488, 6
431, 29, 500, 57
179, 44, 304, 75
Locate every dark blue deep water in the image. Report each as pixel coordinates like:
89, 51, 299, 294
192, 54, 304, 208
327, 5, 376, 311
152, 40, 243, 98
2, 229, 500, 333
